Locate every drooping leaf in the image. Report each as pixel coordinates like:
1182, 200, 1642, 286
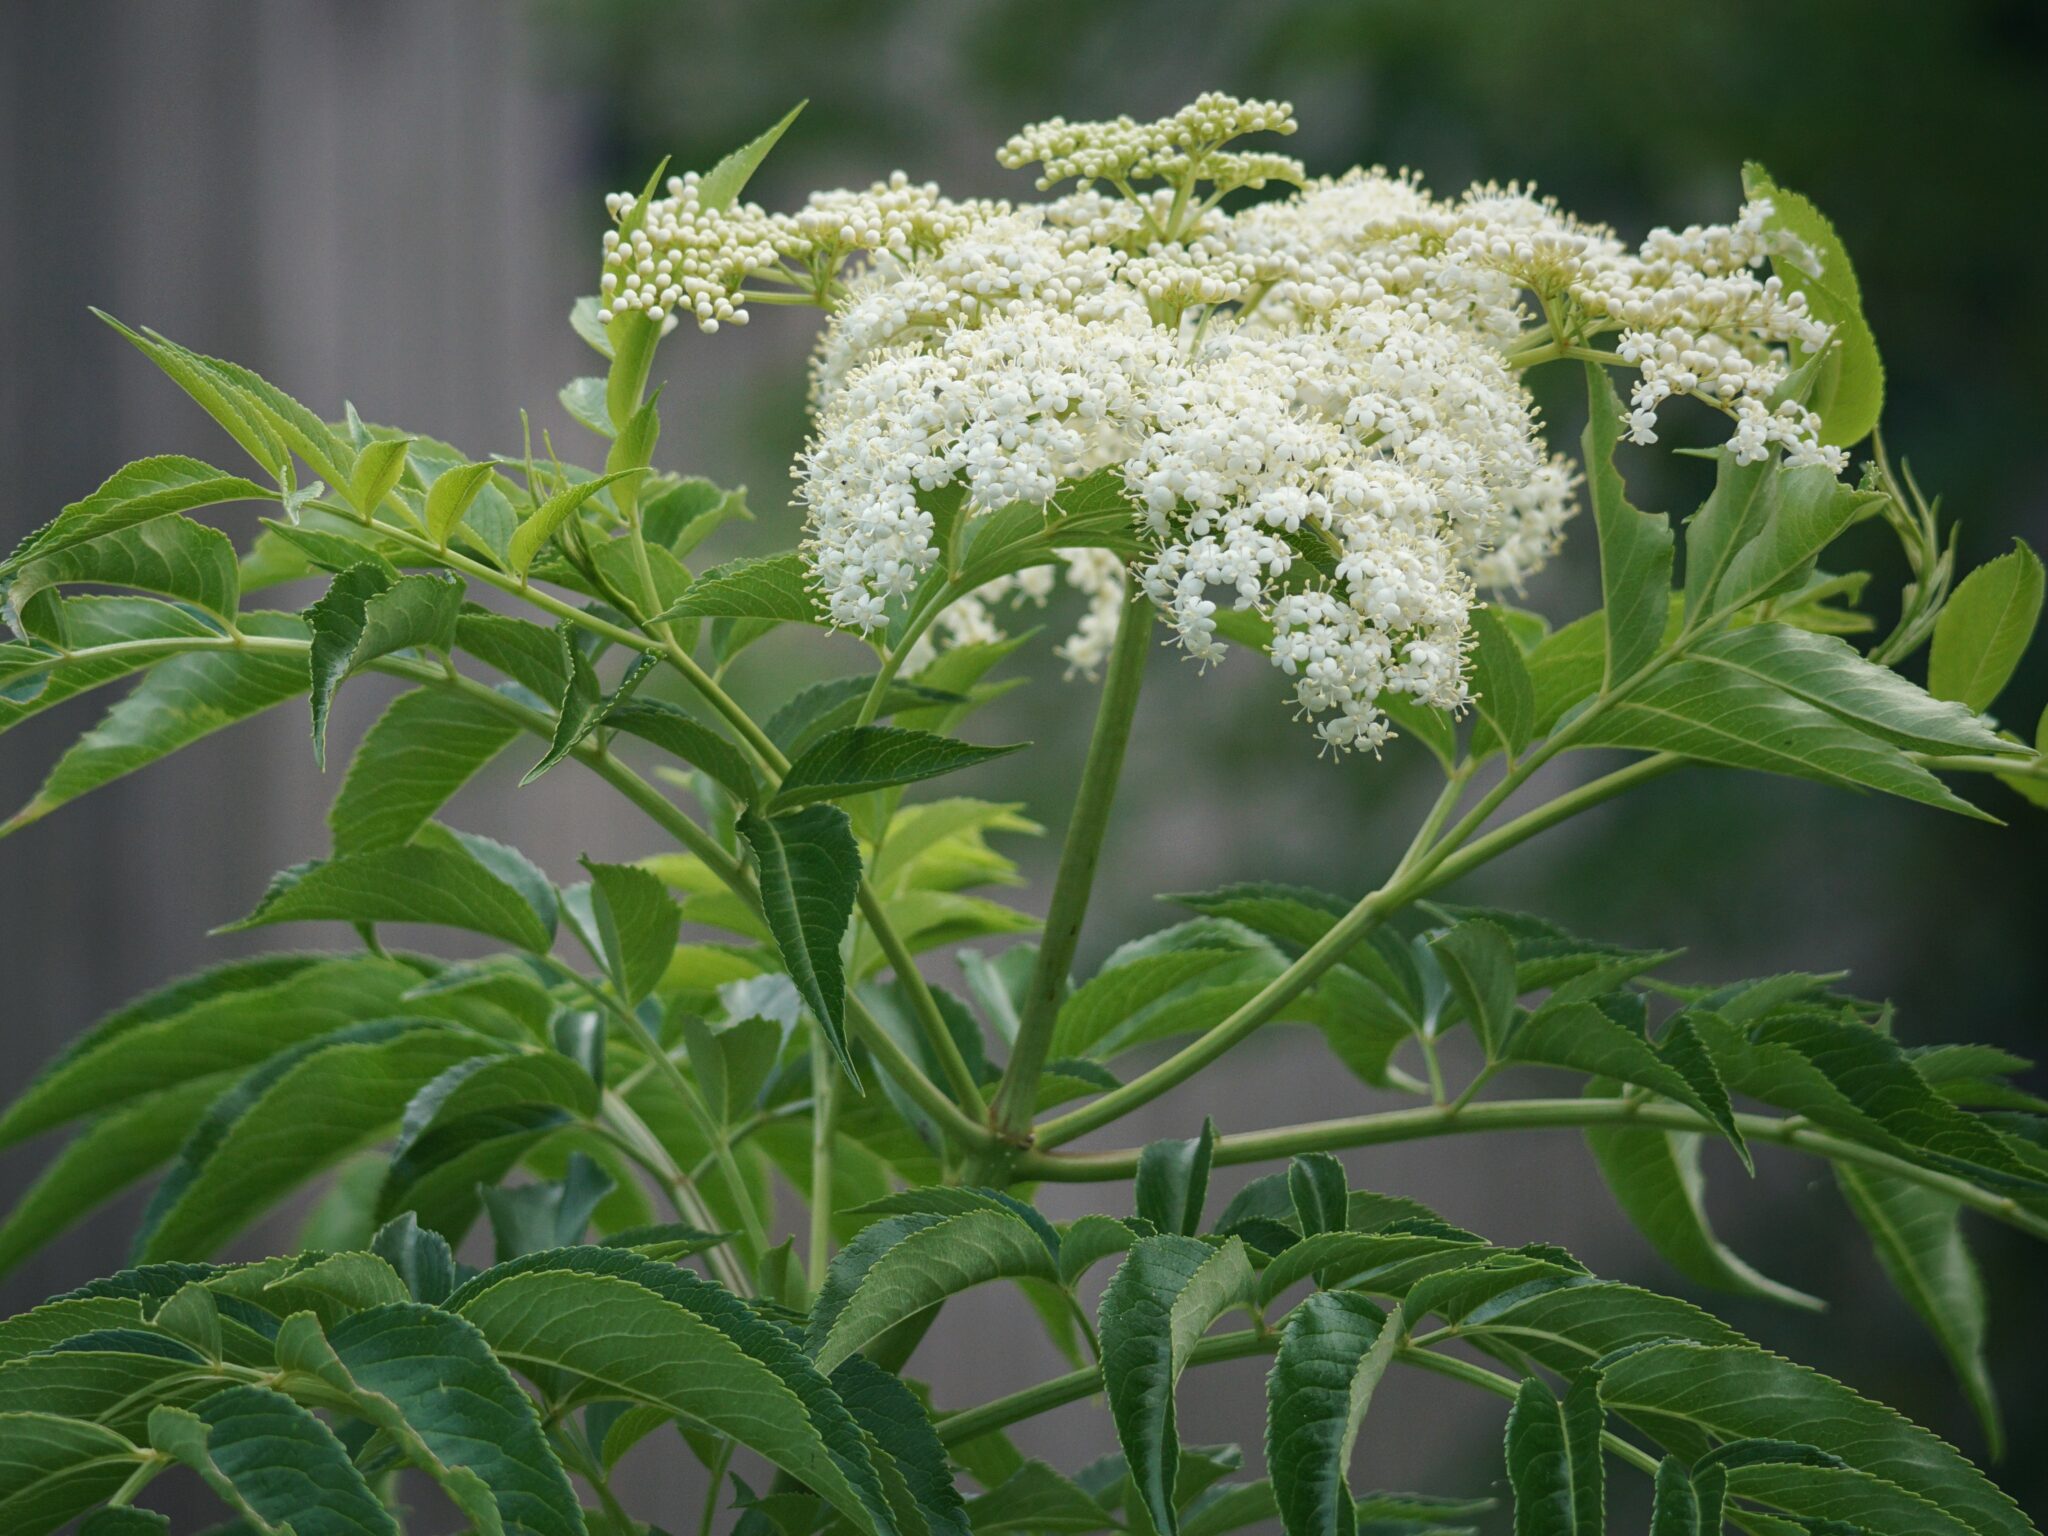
1265, 1290, 1400, 1536
1584, 1105, 1820, 1311
1927, 540, 2042, 715
1834, 1163, 2001, 1456
739, 803, 862, 1074
6, 514, 240, 625
1429, 920, 1519, 1059
1097, 1236, 1257, 1536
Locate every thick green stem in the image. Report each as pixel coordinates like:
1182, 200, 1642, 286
1016, 1096, 2048, 1243
808, 1033, 839, 1293
989, 588, 1154, 1142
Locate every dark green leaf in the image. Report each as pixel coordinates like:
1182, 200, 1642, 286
1467, 607, 1535, 757
329, 686, 519, 854
653, 553, 826, 625
580, 859, 682, 1006
0, 1411, 143, 1536
1429, 921, 1518, 1059
1135, 1120, 1217, 1238
1265, 1290, 1399, 1536
306, 565, 463, 766
605, 698, 759, 802
739, 804, 862, 1075
1502, 1375, 1601, 1536
1581, 365, 1673, 686
1287, 1154, 1349, 1239
147, 1385, 398, 1536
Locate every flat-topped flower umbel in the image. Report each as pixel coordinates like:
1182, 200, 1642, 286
602, 94, 1840, 753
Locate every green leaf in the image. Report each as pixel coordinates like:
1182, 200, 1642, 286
809, 1209, 1058, 1374
1834, 1163, 2001, 1456
3, 611, 309, 836
698, 101, 806, 211
134, 1020, 499, 1261
225, 836, 556, 952
1429, 920, 1518, 1059
1097, 1235, 1257, 1536
653, 553, 826, 625
1135, 1119, 1217, 1238
1581, 365, 1673, 686
579, 859, 682, 1006
604, 698, 760, 802
606, 391, 662, 483
329, 687, 519, 854
1689, 625, 2013, 755
3, 456, 269, 574
1741, 164, 1885, 447
1927, 540, 2043, 714
833, 1354, 971, 1536
425, 462, 503, 549
773, 725, 1023, 814
6, 514, 239, 624
1265, 1290, 1400, 1536
1504, 1003, 1745, 1158
480, 1152, 614, 1261
450, 1247, 897, 1536
1584, 1105, 1820, 1312
147, 1385, 398, 1536
456, 609, 570, 699
739, 803, 862, 1075
306, 565, 463, 766
966, 1460, 1117, 1534
1051, 950, 1241, 1060
1597, 1341, 2032, 1536
1716, 1452, 1982, 1536
1466, 607, 1535, 757
80, 1509, 170, 1535
1502, 1375, 1602, 1536
1647, 1457, 1697, 1536
1287, 1154, 1349, 1239
278, 1304, 585, 1536
0, 1411, 143, 1536
644, 476, 754, 559
1708, 467, 1882, 623
1576, 653, 1988, 818
345, 436, 411, 520
507, 469, 644, 578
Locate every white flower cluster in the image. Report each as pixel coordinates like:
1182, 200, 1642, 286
616, 95, 1854, 755
599, 170, 1000, 333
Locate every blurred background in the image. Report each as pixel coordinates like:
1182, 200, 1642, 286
3, 0, 2044, 1527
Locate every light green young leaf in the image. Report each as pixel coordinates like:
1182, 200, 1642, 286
329, 686, 519, 854
425, 462, 502, 549
147, 1385, 398, 1536
738, 803, 862, 1075
580, 858, 682, 1006
697, 101, 807, 211
1265, 1291, 1399, 1536
1097, 1235, 1257, 1536
1581, 364, 1673, 686
1741, 164, 1885, 447
95, 313, 288, 479
506, 468, 643, 578
1835, 1162, 2001, 1456
345, 436, 411, 521
1708, 466, 1882, 622
1927, 540, 2043, 714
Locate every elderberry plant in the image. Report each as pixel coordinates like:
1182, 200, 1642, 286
0, 95, 2045, 1536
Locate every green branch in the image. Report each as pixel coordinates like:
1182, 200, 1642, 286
989, 586, 1155, 1143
